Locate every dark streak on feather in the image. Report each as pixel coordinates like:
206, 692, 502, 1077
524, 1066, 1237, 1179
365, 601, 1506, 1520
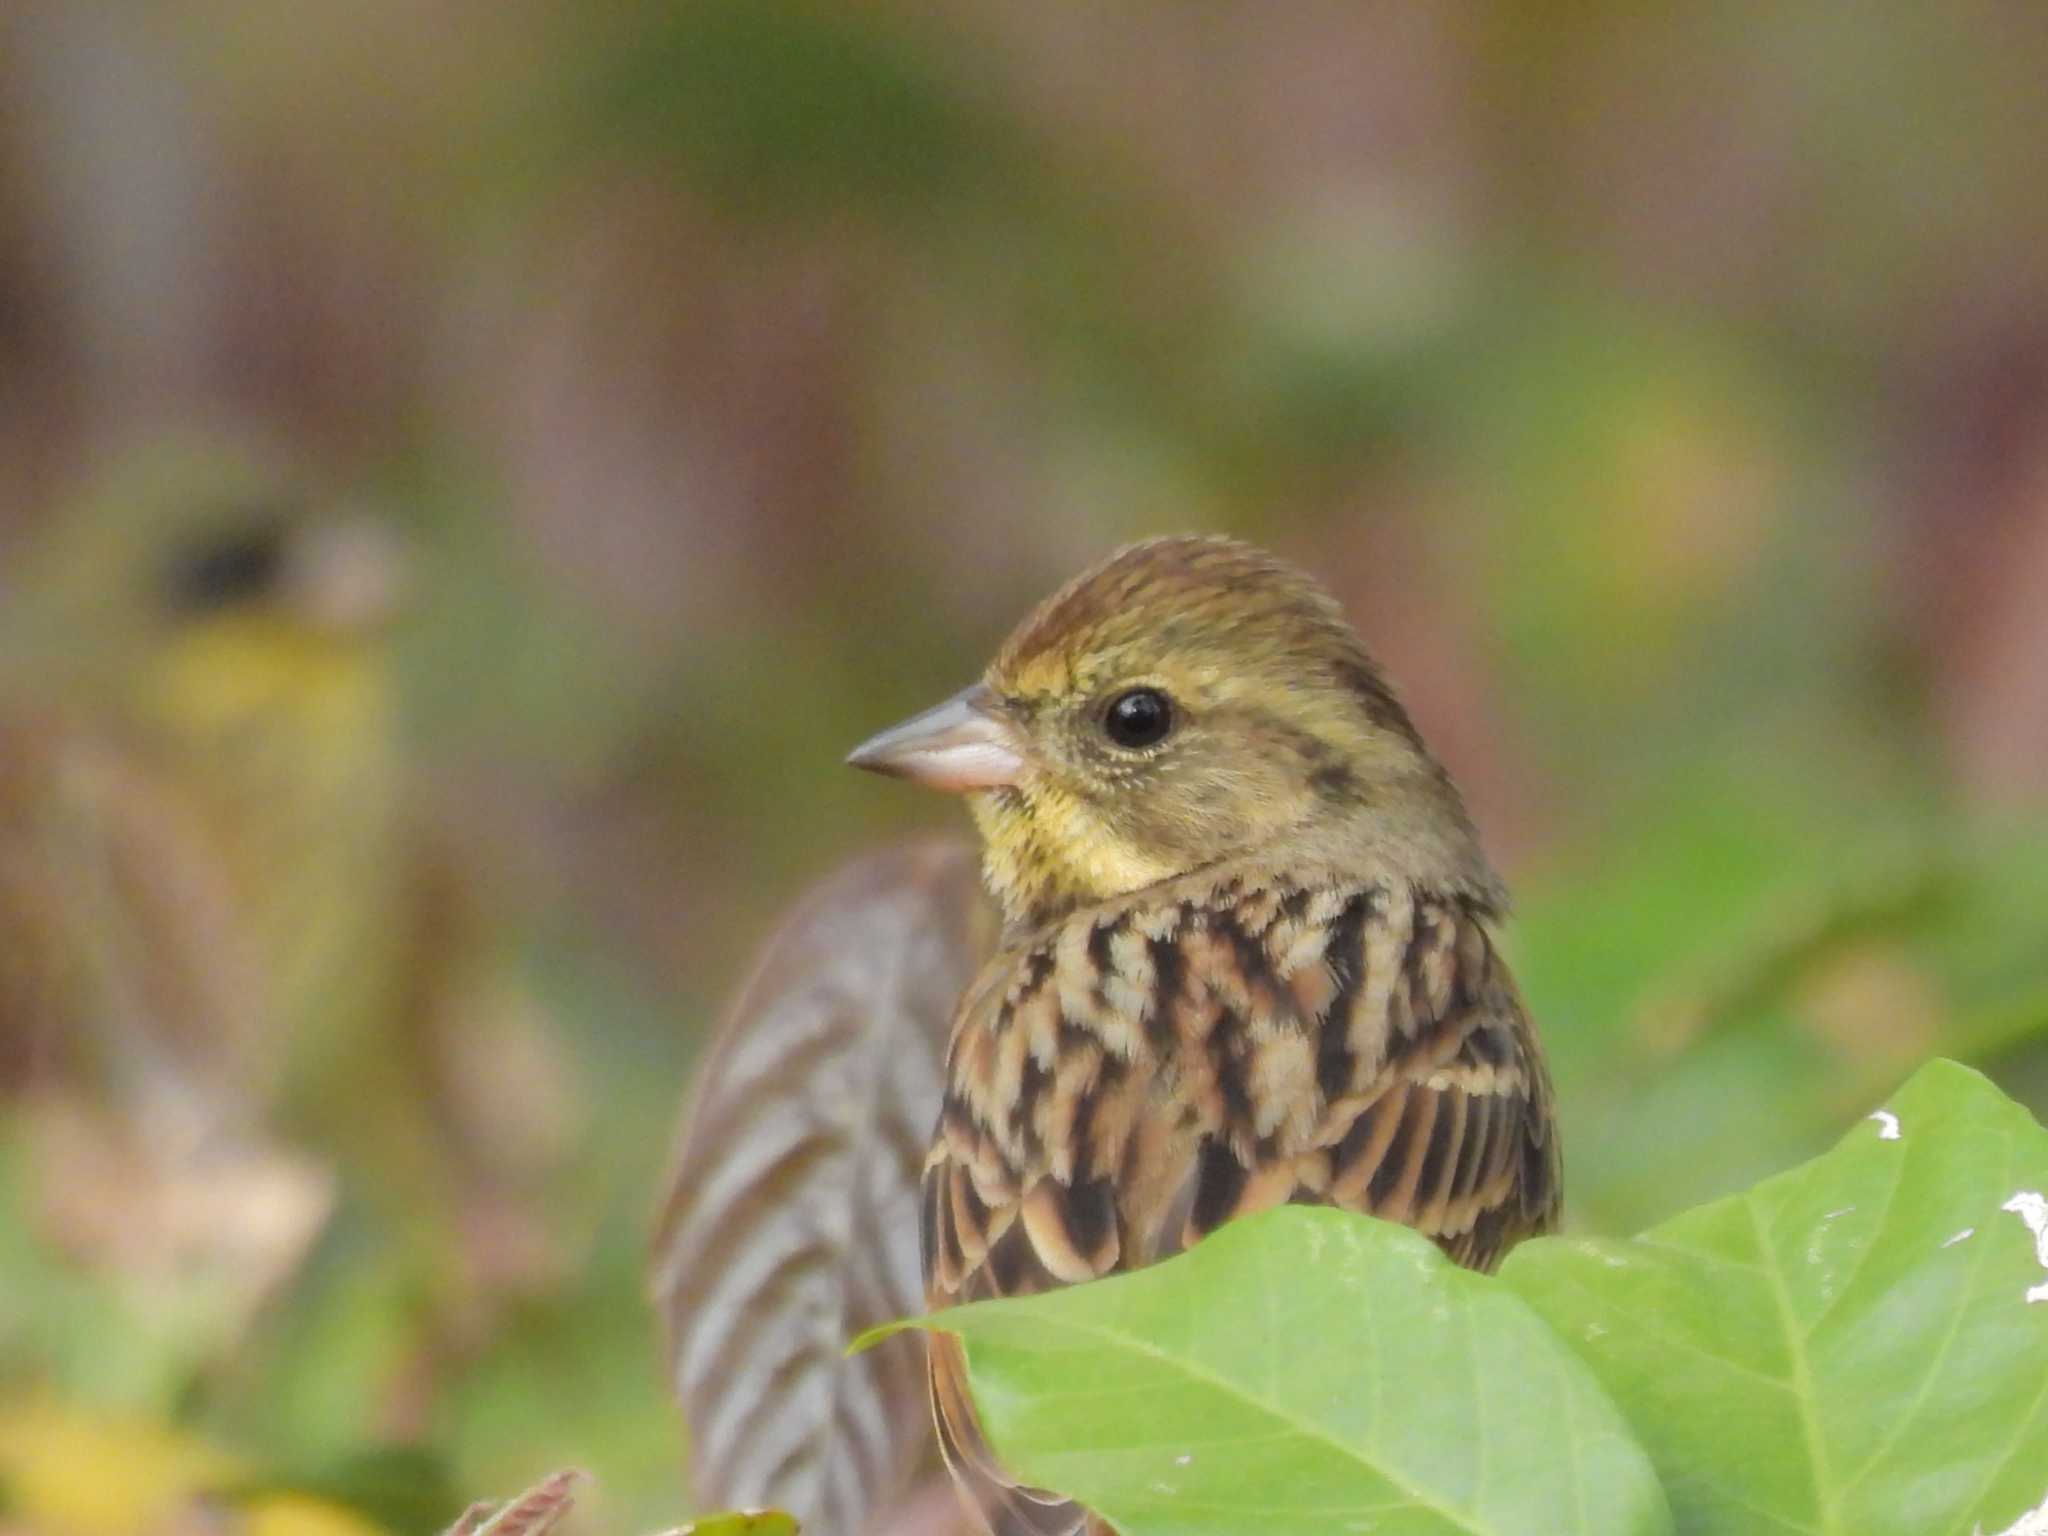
1015, 1050, 1050, 1133
1277, 884, 1317, 926
982, 1219, 1035, 1297
1453, 1094, 1491, 1198
1216, 909, 1271, 999
1316, 893, 1372, 1099
1210, 1014, 1255, 1139
1366, 1099, 1413, 1207
1190, 1139, 1247, 1235
1144, 936, 1183, 1051
1418, 1094, 1458, 1203
1066, 1079, 1099, 1182
1063, 1175, 1116, 1260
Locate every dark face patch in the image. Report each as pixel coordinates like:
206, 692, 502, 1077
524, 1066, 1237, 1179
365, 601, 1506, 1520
162, 514, 293, 617
1310, 760, 1358, 800
1330, 656, 1425, 750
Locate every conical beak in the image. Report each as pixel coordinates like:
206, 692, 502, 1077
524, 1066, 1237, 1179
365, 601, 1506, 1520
286, 509, 410, 634
846, 683, 1025, 792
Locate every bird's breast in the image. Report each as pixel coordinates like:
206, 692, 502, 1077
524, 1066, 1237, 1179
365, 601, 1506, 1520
954, 869, 1412, 1183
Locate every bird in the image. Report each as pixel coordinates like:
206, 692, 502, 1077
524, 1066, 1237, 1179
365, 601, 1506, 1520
0, 434, 410, 1129
842, 533, 1562, 1536
0, 432, 574, 1420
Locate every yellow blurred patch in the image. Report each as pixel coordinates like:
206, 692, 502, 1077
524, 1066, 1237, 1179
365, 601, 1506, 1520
244, 1494, 386, 1536
0, 1398, 240, 1536
138, 615, 383, 750
0, 1401, 388, 1536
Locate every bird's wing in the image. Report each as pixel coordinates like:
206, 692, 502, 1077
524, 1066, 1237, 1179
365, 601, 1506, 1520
650, 837, 995, 1536
0, 713, 266, 1120
922, 872, 1561, 1533
1276, 882, 1559, 1272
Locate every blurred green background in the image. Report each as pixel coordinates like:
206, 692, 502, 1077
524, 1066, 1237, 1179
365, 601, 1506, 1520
4, 3, 2048, 1532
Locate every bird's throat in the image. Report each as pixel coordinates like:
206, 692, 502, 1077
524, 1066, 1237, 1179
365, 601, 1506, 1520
967, 784, 1174, 934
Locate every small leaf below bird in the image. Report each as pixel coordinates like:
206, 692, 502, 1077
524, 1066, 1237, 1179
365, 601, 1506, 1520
669, 1511, 802, 1536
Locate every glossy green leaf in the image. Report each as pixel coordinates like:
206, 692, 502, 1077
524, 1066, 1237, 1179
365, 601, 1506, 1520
1503, 1059, 2048, 1536
889, 1206, 1672, 1536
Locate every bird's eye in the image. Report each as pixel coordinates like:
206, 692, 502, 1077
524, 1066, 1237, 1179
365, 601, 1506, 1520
1103, 687, 1174, 750
164, 516, 291, 616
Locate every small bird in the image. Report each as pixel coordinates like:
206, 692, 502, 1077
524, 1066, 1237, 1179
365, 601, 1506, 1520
2, 436, 574, 1419
0, 437, 410, 1127
846, 534, 1562, 1536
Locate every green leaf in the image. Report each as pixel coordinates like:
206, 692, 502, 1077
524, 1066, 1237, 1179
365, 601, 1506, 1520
673, 1511, 801, 1536
900, 1206, 1672, 1536
1502, 1059, 2048, 1536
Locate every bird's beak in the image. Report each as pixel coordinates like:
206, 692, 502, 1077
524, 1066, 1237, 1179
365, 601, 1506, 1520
287, 510, 410, 634
846, 683, 1026, 793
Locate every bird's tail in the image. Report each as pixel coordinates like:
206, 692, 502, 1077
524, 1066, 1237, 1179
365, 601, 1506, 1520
929, 1331, 1089, 1536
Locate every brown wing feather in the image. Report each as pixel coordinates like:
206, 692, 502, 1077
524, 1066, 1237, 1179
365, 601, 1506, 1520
922, 868, 1560, 1534
651, 838, 995, 1536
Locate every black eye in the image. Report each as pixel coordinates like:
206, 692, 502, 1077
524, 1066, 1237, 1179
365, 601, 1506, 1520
164, 516, 291, 616
1103, 687, 1174, 749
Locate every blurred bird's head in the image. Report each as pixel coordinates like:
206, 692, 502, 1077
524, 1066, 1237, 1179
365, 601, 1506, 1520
849, 534, 1501, 931
135, 504, 406, 754
3, 435, 407, 754
1, 436, 412, 1018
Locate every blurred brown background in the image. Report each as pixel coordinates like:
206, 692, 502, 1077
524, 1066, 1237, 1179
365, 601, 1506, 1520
4, 4, 2048, 1532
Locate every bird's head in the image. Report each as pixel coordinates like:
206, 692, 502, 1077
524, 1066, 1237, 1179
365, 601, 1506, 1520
849, 535, 1502, 932
3, 436, 407, 750
137, 502, 406, 747
0, 436, 414, 1019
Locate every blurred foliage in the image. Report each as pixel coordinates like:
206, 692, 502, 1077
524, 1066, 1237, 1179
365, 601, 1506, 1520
0, 1397, 415, 1536
5, 2, 2048, 1532
550, 2, 1023, 219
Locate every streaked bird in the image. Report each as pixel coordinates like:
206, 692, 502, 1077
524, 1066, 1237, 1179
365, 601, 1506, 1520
845, 535, 1562, 1536
653, 535, 1558, 1536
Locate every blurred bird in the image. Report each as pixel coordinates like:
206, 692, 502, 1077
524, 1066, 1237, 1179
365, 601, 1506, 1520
0, 437, 406, 1114
0, 433, 574, 1412
838, 535, 1562, 1536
